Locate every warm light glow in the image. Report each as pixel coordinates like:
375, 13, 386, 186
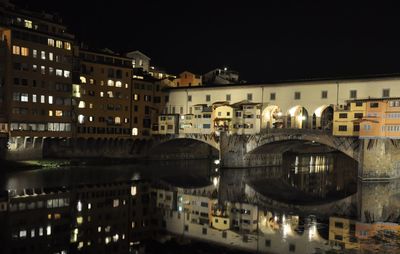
78, 115, 85, 124
132, 128, 138, 136
77, 200, 82, 211
131, 186, 137, 196
77, 216, 83, 225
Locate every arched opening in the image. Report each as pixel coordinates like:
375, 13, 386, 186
287, 106, 309, 129
262, 105, 283, 129
314, 105, 334, 130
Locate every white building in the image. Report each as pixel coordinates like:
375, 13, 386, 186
126, 50, 151, 72
203, 67, 240, 84
165, 76, 400, 131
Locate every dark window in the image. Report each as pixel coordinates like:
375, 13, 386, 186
321, 90, 328, 99
265, 239, 271, 247
350, 90, 357, 99
355, 101, 363, 106
335, 222, 344, 228
247, 93, 253, 101
338, 125, 347, 131
334, 234, 343, 241
202, 228, 207, 235
270, 93, 276, 100
222, 231, 227, 238
383, 89, 390, 98
370, 102, 379, 108
184, 225, 188, 232
289, 244, 296, 252
354, 113, 363, 118
226, 94, 231, 101
294, 92, 301, 100
339, 113, 347, 119
206, 95, 211, 102
353, 125, 360, 132
188, 95, 192, 102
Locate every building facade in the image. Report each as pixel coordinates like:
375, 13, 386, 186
0, 1, 74, 150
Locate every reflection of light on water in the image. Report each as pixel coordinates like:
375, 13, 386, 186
295, 155, 330, 174
308, 223, 317, 241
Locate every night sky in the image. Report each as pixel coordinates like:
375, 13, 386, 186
12, 0, 400, 83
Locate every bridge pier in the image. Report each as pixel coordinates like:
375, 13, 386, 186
358, 139, 400, 180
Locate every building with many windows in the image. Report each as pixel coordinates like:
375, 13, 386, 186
0, 0, 74, 150
74, 48, 132, 139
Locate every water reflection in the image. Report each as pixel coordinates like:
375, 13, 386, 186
0, 155, 399, 254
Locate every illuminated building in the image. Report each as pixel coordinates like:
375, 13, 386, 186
125, 50, 150, 72
332, 101, 365, 136
0, 0, 74, 150
172, 71, 202, 87
203, 67, 240, 85
328, 217, 359, 250
74, 48, 133, 138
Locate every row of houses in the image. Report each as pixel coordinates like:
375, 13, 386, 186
155, 97, 400, 139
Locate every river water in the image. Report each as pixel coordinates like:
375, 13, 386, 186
0, 151, 399, 254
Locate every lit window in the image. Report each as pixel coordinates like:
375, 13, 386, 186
77, 201, 82, 211
100, 80, 104, 86
64, 42, 71, 50
30, 229, 35, 238
105, 237, 111, 244
49, 67, 54, 75
41, 66, 46, 74
24, 20, 32, 29
55, 110, 63, 117
88, 203, 91, 210
76, 216, 83, 225
115, 117, 121, 124
48, 110, 53, 116
89, 103, 93, 109
133, 94, 139, 101
46, 226, 51, 236
88, 116, 94, 122
100, 92, 104, 97
21, 47, 29, 56
78, 101, 85, 108
56, 69, 62, 76
39, 227, 43, 236
19, 230, 27, 238
33, 49, 37, 58
56, 40, 63, 48
107, 91, 114, 98
32, 94, 37, 103
41, 51, 46, 60
113, 199, 119, 207
80, 76, 86, 83
12, 45, 20, 55
124, 118, 129, 123
64, 70, 70, 78
116, 81, 122, 87
125, 83, 129, 88
107, 80, 114, 86
78, 115, 84, 124
21, 93, 28, 102
139, 59, 143, 66
48, 38, 55, 47
41, 95, 45, 103
49, 52, 53, 61
48, 96, 53, 104
131, 186, 137, 196
89, 79, 94, 84
132, 127, 138, 136
112, 234, 119, 242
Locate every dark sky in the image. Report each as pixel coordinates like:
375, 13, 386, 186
12, 0, 400, 82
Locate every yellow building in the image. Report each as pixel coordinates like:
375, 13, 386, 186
333, 101, 366, 136
172, 71, 202, 87
329, 217, 359, 250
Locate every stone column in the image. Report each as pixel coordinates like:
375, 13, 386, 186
358, 139, 400, 180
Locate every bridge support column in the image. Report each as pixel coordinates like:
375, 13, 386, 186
358, 139, 400, 180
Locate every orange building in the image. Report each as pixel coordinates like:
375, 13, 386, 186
172, 71, 202, 87
360, 98, 400, 139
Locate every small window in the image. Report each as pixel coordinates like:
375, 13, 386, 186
339, 113, 347, 119
265, 239, 271, 247
338, 125, 347, 131
270, 93, 276, 101
202, 228, 207, 235
294, 92, 301, 100
334, 234, 343, 241
321, 90, 328, 99
353, 124, 360, 132
188, 95, 192, 102
247, 93, 253, 101
184, 225, 188, 232
222, 231, 227, 238
350, 90, 357, 99
354, 113, 363, 118
206, 95, 211, 102
355, 101, 363, 106
226, 94, 231, 101
370, 102, 379, 108
289, 244, 296, 252
382, 89, 390, 98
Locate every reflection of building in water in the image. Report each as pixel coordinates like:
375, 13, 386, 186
1, 187, 71, 254
356, 222, 400, 252
71, 180, 158, 254
154, 183, 329, 254
328, 217, 359, 251
0, 180, 158, 254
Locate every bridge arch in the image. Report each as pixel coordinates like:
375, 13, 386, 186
286, 105, 309, 129
262, 105, 283, 129
244, 129, 359, 162
312, 104, 334, 130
